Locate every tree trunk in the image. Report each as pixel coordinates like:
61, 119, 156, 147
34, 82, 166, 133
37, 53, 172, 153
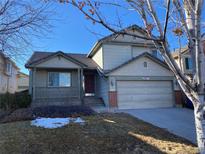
194, 97, 205, 153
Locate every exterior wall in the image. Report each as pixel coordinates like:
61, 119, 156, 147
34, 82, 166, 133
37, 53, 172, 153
103, 44, 132, 70
109, 57, 173, 77
92, 47, 103, 68
17, 73, 29, 92
132, 46, 151, 57
111, 30, 153, 44
107, 56, 174, 108
174, 51, 193, 74
35, 55, 81, 69
32, 69, 79, 100
100, 43, 155, 70
95, 74, 109, 106
0, 54, 18, 94
7, 68, 18, 93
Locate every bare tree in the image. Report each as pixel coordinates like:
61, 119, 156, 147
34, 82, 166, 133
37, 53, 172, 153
0, 0, 52, 61
56, 0, 205, 152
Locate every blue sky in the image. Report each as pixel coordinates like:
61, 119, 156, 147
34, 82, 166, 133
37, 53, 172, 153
19, 1, 205, 74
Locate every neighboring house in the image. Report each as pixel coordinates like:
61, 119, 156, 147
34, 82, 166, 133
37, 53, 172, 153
26, 25, 177, 109
172, 46, 193, 75
0, 52, 19, 94
171, 37, 205, 106
17, 72, 29, 92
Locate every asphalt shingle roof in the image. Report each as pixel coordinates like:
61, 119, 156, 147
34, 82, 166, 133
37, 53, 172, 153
25, 51, 98, 69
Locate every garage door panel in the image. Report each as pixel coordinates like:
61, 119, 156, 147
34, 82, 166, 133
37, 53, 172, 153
119, 101, 173, 109
117, 81, 171, 88
118, 94, 173, 102
118, 88, 172, 95
117, 80, 174, 109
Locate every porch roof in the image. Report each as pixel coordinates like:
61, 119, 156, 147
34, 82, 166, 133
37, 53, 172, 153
25, 51, 98, 69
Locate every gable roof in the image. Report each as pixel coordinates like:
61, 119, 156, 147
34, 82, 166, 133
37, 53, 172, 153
87, 24, 150, 58
25, 51, 98, 69
0, 52, 19, 70
105, 52, 170, 75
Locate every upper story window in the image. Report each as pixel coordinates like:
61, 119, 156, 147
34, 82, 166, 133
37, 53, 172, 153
184, 57, 193, 70
6, 62, 12, 75
48, 72, 71, 87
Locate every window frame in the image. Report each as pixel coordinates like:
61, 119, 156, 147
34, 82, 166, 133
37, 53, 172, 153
183, 56, 193, 72
6, 62, 12, 75
48, 72, 71, 88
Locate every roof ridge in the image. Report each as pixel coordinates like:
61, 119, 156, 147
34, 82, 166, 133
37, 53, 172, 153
33, 51, 87, 55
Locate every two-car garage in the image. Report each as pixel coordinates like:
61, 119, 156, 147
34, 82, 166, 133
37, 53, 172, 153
108, 53, 176, 109
116, 80, 174, 109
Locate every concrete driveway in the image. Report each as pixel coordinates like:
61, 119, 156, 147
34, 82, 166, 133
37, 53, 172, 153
120, 108, 196, 144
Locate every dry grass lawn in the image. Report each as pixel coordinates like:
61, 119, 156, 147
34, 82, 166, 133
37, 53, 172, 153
0, 113, 198, 154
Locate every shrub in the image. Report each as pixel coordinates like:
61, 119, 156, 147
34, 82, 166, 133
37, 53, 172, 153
0, 91, 31, 110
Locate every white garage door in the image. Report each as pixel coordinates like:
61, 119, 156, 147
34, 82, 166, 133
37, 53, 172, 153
117, 80, 174, 109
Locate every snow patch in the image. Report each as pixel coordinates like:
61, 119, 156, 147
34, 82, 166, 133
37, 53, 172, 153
31, 117, 85, 129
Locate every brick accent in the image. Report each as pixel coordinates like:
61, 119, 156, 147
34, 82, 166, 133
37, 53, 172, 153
109, 91, 118, 107
203, 40, 205, 56
175, 90, 183, 105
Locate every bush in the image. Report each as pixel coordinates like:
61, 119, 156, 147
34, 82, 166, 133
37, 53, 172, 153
0, 91, 31, 110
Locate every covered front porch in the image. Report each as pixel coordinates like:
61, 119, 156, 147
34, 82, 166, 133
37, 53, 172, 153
31, 67, 103, 107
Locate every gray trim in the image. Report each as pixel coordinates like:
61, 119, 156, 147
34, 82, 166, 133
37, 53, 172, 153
29, 70, 32, 95
105, 41, 156, 48
32, 68, 36, 101
102, 44, 105, 69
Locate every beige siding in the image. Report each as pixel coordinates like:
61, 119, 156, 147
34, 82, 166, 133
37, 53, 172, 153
0, 54, 18, 94
132, 46, 151, 57
17, 75, 29, 91
103, 44, 132, 70
92, 47, 103, 68
35, 55, 80, 68
112, 30, 153, 44
7, 67, 18, 93
110, 57, 173, 76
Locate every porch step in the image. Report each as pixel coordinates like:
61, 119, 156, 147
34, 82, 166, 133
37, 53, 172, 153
83, 96, 105, 107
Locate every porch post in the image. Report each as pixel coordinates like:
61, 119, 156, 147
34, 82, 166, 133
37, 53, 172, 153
78, 68, 81, 100
32, 67, 36, 101
80, 68, 84, 105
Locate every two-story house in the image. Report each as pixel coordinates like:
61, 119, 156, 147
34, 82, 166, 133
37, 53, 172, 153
26, 25, 176, 109
0, 52, 19, 94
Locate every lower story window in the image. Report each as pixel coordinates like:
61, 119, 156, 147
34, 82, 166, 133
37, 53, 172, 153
48, 72, 71, 87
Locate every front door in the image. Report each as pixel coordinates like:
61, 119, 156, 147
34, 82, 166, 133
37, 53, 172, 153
84, 74, 95, 94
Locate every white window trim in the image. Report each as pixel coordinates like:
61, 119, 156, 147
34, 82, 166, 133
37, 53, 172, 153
48, 72, 71, 87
